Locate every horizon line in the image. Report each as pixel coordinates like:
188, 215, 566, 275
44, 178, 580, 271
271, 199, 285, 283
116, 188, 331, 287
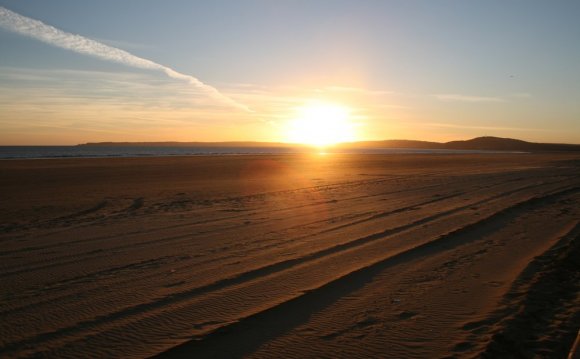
2, 136, 580, 147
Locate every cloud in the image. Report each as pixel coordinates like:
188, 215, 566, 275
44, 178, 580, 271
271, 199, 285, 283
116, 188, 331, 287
0, 66, 222, 110
0, 66, 256, 141
0, 6, 251, 112
434, 94, 505, 103
90, 37, 153, 51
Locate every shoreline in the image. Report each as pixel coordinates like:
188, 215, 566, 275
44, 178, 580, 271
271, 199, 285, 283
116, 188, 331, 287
0, 147, 533, 160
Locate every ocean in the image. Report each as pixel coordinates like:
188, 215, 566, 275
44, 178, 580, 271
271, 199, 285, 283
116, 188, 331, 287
0, 146, 501, 159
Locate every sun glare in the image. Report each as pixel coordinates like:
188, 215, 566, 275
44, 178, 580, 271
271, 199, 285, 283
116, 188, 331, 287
286, 102, 355, 147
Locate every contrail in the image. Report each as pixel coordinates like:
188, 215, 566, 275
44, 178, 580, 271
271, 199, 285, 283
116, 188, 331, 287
0, 6, 251, 112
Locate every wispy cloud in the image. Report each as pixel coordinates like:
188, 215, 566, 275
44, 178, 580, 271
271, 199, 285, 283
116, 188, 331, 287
0, 67, 255, 142
91, 37, 153, 51
0, 6, 250, 112
434, 94, 505, 103
0, 67, 222, 110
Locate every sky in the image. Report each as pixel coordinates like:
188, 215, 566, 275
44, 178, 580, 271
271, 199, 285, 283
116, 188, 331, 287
1, 0, 579, 145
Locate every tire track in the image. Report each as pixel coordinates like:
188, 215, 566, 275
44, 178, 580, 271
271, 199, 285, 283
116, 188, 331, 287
155, 187, 580, 359
3, 186, 577, 357
0, 178, 570, 323
0, 174, 561, 280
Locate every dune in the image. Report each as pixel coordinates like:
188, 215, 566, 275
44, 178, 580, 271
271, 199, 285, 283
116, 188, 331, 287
0, 153, 578, 358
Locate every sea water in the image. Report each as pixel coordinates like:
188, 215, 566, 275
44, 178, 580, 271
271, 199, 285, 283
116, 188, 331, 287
0, 146, 499, 159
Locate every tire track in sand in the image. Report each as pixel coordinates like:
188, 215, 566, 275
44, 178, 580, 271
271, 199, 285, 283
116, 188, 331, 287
154, 186, 580, 359
4, 186, 577, 358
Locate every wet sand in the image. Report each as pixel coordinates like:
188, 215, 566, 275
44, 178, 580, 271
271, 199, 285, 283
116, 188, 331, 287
0, 153, 579, 358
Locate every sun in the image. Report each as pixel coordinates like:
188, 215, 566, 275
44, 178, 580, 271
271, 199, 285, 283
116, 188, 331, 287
286, 102, 356, 147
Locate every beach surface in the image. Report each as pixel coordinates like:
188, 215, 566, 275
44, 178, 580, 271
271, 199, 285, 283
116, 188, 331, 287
1, 153, 579, 358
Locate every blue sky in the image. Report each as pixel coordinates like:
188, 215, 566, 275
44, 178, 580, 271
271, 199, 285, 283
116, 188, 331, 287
1, 0, 579, 145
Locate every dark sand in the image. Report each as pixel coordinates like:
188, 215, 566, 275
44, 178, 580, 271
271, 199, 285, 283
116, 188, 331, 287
0, 153, 579, 358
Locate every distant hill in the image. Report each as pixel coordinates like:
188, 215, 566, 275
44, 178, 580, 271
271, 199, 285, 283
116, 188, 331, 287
340, 136, 580, 152
443, 136, 580, 152
78, 137, 580, 152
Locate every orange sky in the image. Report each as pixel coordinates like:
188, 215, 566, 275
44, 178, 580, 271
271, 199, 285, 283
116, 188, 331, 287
1, 2, 579, 145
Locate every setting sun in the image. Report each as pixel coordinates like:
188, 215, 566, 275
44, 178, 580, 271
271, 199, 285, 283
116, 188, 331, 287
286, 102, 356, 147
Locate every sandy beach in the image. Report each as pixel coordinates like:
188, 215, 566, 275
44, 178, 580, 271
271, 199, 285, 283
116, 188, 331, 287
0, 153, 579, 358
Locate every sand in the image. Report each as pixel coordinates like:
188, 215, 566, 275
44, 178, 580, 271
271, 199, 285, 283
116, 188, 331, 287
0, 153, 579, 358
